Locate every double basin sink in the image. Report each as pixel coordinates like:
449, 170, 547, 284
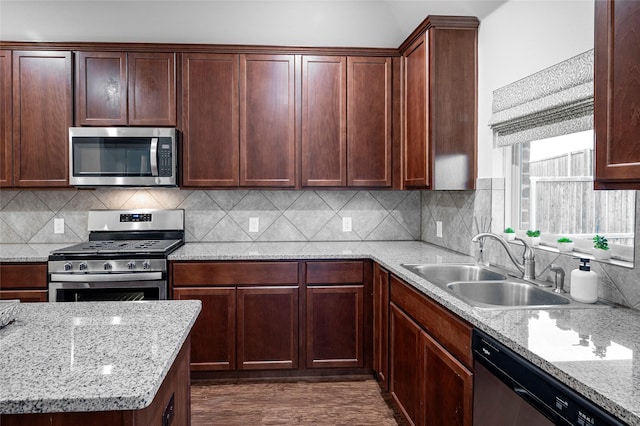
401, 263, 572, 310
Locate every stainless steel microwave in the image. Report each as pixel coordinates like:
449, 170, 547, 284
69, 127, 177, 187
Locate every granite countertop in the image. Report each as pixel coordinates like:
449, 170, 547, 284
0, 300, 201, 414
2, 241, 639, 424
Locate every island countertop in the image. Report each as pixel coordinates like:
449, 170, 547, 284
0, 300, 201, 414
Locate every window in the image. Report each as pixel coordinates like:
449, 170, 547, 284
513, 130, 635, 259
490, 50, 635, 262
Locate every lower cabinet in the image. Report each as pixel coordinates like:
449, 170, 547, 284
171, 259, 373, 377
172, 261, 299, 372
389, 275, 473, 426
0, 263, 48, 302
373, 263, 390, 390
304, 261, 369, 369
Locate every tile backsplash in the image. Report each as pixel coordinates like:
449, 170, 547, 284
2, 179, 640, 310
0, 188, 420, 244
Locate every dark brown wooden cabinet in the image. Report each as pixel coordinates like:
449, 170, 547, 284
180, 53, 239, 187
347, 56, 392, 187
301, 55, 392, 188
0, 263, 48, 302
594, 0, 640, 189
301, 55, 347, 187
400, 16, 478, 190
237, 286, 298, 370
373, 263, 390, 390
240, 54, 296, 187
172, 261, 299, 372
304, 261, 367, 369
389, 275, 473, 426
173, 286, 236, 371
0, 50, 11, 187
12, 50, 72, 187
75, 51, 176, 126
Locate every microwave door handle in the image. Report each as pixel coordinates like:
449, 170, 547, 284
150, 137, 159, 176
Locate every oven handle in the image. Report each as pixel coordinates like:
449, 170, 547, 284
50, 272, 163, 282
150, 137, 159, 176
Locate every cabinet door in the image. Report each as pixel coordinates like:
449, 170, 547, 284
12, 51, 72, 187
403, 33, 429, 189
594, 0, 640, 188
181, 53, 239, 187
347, 56, 392, 187
423, 332, 473, 426
0, 50, 11, 187
390, 303, 424, 426
75, 51, 127, 125
0, 290, 47, 302
128, 52, 176, 126
301, 55, 346, 187
373, 263, 390, 389
173, 287, 236, 371
306, 285, 364, 368
237, 286, 299, 370
239, 54, 296, 187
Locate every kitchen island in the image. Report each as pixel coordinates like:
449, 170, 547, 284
0, 300, 201, 426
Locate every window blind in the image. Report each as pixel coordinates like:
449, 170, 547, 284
489, 49, 594, 147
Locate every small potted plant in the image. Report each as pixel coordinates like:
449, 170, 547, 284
556, 237, 574, 253
526, 229, 541, 246
593, 234, 611, 260
503, 227, 516, 241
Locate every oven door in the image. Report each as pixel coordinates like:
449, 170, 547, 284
49, 272, 167, 302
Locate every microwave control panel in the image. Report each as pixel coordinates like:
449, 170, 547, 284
158, 141, 173, 177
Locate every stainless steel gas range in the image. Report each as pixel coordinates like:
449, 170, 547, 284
47, 209, 184, 302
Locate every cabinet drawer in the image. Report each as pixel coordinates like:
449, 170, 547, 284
390, 275, 472, 368
0, 263, 47, 289
0, 289, 48, 303
306, 261, 363, 284
172, 261, 298, 286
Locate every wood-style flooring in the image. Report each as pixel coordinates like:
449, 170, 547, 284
191, 379, 404, 425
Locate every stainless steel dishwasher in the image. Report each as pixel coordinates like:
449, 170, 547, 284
472, 329, 626, 425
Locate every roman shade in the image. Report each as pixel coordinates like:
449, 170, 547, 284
489, 49, 594, 147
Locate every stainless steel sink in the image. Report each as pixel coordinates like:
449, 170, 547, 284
401, 263, 507, 284
447, 280, 571, 308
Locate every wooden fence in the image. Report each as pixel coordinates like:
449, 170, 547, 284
528, 149, 635, 246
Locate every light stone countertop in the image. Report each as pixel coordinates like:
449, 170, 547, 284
2, 241, 640, 424
0, 300, 201, 414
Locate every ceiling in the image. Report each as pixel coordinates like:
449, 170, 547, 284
0, 0, 508, 47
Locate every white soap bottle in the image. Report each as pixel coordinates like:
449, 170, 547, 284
570, 258, 598, 303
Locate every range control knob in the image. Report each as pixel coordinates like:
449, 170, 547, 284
79, 262, 88, 271
103, 262, 112, 271
64, 262, 73, 271
127, 261, 136, 270
142, 260, 151, 270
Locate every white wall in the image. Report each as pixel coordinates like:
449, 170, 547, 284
477, 0, 595, 178
0, 1, 504, 48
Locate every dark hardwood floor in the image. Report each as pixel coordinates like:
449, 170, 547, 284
191, 379, 405, 425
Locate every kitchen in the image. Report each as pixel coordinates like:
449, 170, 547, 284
1, 0, 640, 425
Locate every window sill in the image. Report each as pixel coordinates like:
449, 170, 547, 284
507, 240, 634, 269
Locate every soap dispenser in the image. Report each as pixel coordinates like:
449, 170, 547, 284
570, 258, 598, 303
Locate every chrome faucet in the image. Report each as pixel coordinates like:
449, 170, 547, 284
471, 232, 536, 280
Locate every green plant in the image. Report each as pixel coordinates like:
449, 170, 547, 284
504, 227, 515, 233
557, 237, 573, 243
593, 235, 609, 251
526, 230, 541, 238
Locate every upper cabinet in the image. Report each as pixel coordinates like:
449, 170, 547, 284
11, 50, 72, 187
594, 0, 640, 189
0, 50, 11, 187
400, 16, 478, 190
75, 51, 176, 126
240, 54, 297, 187
181, 53, 239, 187
301, 55, 392, 188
